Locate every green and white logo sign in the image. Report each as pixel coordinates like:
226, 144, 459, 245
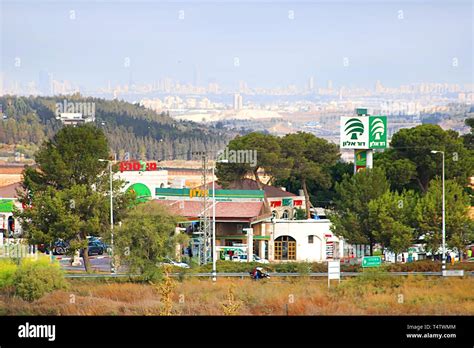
368, 116, 387, 149
345, 118, 365, 140
341, 116, 387, 149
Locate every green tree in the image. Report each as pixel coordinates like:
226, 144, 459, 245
16, 125, 131, 272
369, 190, 418, 261
462, 117, 474, 150
115, 202, 188, 280
216, 132, 290, 189
329, 167, 390, 255
378, 124, 474, 192
415, 179, 474, 256
293, 207, 307, 220
276, 160, 353, 209
375, 153, 417, 192
279, 132, 340, 218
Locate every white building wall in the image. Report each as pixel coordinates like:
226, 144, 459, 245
115, 170, 168, 198
272, 219, 343, 262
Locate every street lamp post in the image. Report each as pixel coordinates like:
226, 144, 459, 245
99, 159, 115, 274
431, 150, 446, 273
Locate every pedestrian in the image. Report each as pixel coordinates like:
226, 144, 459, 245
468, 249, 472, 259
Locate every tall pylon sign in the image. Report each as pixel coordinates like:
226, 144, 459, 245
340, 109, 387, 173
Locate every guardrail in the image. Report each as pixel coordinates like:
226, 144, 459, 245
64, 271, 474, 278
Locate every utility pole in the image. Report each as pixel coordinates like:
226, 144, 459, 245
212, 166, 217, 282
198, 152, 211, 265
431, 150, 446, 273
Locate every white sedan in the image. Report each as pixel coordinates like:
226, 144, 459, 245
158, 258, 190, 268
232, 254, 269, 264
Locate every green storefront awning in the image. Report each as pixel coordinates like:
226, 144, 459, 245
155, 188, 264, 200
217, 235, 270, 240
253, 235, 270, 240
0, 199, 14, 213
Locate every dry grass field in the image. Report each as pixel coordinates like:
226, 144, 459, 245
1, 275, 473, 316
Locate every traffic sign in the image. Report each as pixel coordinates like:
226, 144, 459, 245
362, 256, 382, 268
328, 260, 340, 288
442, 270, 464, 277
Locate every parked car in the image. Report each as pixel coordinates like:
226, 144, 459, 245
158, 258, 190, 268
87, 236, 109, 252
232, 254, 269, 264
253, 254, 270, 264
37, 240, 69, 255
80, 240, 105, 256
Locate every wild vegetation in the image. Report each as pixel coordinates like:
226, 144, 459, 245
0, 275, 472, 315
0, 257, 67, 302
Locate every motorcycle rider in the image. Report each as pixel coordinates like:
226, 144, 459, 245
251, 267, 266, 280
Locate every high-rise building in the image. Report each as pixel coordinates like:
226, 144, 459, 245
38, 70, 52, 95
233, 93, 243, 110
375, 80, 384, 93
239, 81, 248, 93
308, 76, 315, 91
327, 80, 333, 90
193, 65, 200, 87
208, 82, 219, 94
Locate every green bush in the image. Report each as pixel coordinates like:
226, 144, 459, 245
0, 259, 18, 290
139, 264, 164, 283
336, 268, 403, 297
197, 261, 261, 273
166, 259, 474, 275
393, 260, 474, 272
13, 257, 67, 302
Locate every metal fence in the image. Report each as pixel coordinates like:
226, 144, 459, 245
63, 271, 474, 279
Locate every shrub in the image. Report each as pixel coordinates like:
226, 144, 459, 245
274, 262, 313, 273
336, 268, 403, 297
0, 259, 18, 290
13, 257, 67, 302
197, 261, 262, 273
139, 265, 163, 283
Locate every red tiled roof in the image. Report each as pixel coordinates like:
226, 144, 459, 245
153, 199, 264, 221
0, 182, 22, 198
0, 164, 26, 174
198, 178, 296, 198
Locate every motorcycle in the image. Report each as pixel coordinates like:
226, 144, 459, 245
249, 268, 270, 280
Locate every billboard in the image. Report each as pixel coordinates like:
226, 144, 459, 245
355, 149, 367, 172
340, 116, 387, 149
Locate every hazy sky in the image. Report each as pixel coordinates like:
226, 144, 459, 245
1, 0, 472, 90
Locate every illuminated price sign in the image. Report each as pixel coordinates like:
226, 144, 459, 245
119, 161, 158, 172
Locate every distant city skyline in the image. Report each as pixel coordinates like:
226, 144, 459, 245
1, 0, 472, 94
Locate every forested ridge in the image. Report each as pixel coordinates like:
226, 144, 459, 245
0, 95, 233, 160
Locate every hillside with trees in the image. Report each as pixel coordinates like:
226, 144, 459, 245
0, 95, 233, 161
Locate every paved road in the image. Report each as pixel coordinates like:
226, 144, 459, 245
59, 254, 112, 272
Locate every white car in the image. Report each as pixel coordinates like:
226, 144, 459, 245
159, 258, 190, 269
232, 254, 269, 264
253, 255, 270, 264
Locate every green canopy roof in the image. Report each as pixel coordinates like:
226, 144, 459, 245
127, 183, 152, 203
0, 199, 14, 213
